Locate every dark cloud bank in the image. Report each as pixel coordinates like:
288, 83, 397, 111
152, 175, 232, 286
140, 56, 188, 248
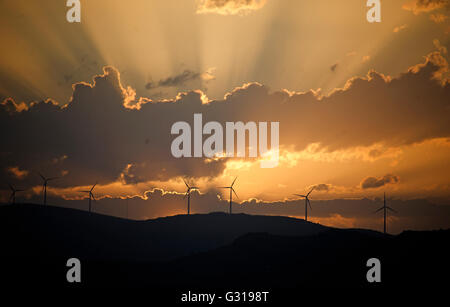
1, 51, 448, 189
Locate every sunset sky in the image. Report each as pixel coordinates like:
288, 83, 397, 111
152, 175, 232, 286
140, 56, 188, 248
1, 0, 449, 233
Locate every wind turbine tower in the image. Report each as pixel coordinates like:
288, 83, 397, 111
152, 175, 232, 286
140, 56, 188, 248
80, 183, 97, 213
375, 192, 397, 234
183, 179, 198, 215
294, 186, 315, 222
8, 184, 24, 205
219, 177, 238, 214
39, 173, 58, 206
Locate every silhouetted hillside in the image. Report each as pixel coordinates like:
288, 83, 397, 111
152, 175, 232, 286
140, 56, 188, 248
161, 229, 450, 289
0, 203, 329, 262
0, 204, 448, 291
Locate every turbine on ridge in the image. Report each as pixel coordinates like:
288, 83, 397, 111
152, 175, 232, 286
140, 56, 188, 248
293, 186, 315, 222
183, 179, 199, 215
375, 192, 397, 234
80, 182, 97, 213
8, 184, 24, 205
219, 177, 239, 214
39, 173, 59, 206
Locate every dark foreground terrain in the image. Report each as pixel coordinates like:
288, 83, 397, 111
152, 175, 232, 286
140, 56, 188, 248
0, 204, 448, 295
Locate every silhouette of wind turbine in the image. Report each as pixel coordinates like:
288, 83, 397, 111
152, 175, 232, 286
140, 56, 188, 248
8, 184, 24, 205
219, 177, 238, 214
80, 183, 97, 213
294, 186, 315, 222
39, 173, 58, 206
375, 192, 397, 234
183, 179, 198, 215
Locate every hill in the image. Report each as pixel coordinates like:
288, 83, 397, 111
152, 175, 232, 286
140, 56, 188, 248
0, 203, 448, 291
0, 203, 330, 262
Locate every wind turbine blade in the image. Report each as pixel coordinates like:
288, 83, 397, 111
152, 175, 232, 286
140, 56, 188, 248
8, 183, 14, 191
38, 172, 45, 181
91, 182, 97, 192
79, 190, 90, 193
374, 207, 384, 213
231, 177, 237, 187
293, 194, 306, 198
307, 186, 315, 197
91, 193, 97, 202
232, 188, 239, 199
183, 179, 190, 189
218, 186, 231, 189
308, 198, 312, 211
387, 206, 397, 213
183, 192, 188, 199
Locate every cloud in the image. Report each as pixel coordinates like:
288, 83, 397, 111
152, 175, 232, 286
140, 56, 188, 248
201, 67, 217, 82
0, 50, 449, 191
146, 70, 200, 89
6, 166, 29, 180
310, 183, 332, 192
196, 0, 267, 16
330, 63, 338, 72
433, 39, 448, 55
145, 68, 216, 90
430, 13, 449, 22
361, 174, 400, 189
402, 0, 450, 14
393, 24, 408, 33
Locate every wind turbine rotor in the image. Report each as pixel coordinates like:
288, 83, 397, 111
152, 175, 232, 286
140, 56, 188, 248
232, 188, 239, 199
183, 179, 190, 189
386, 206, 397, 213
307, 186, 315, 197
294, 194, 307, 198
38, 172, 46, 181
374, 207, 384, 213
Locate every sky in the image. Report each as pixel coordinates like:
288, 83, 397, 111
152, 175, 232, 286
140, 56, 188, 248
1, 0, 449, 233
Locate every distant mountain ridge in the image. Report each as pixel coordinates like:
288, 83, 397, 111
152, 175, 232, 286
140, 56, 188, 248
0, 203, 331, 262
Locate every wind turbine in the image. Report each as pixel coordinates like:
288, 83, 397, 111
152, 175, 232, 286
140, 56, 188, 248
8, 184, 24, 205
39, 173, 58, 206
219, 177, 238, 214
375, 192, 397, 234
80, 183, 97, 213
294, 186, 315, 222
183, 179, 198, 215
